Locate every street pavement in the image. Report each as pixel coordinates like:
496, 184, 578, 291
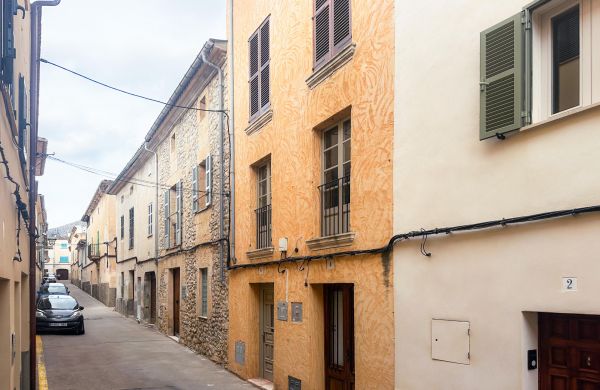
40, 282, 252, 390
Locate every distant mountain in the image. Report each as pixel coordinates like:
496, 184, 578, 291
48, 221, 86, 239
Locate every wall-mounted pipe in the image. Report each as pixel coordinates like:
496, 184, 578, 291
201, 50, 225, 283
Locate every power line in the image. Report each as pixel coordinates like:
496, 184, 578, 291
39, 58, 227, 114
46, 155, 228, 197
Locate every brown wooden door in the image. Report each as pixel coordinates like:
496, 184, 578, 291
540, 313, 600, 390
173, 268, 180, 336
325, 284, 355, 390
260, 285, 274, 381
150, 272, 157, 324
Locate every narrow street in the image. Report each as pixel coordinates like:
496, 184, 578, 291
39, 283, 250, 390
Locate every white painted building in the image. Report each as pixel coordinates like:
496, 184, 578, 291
394, 0, 600, 388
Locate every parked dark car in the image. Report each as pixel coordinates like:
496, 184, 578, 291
36, 295, 85, 335
37, 283, 69, 302
43, 274, 57, 283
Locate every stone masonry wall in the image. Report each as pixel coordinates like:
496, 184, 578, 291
156, 60, 230, 364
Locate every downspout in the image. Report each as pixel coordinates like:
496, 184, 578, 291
201, 48, 225, 282
30, 2, 60, 389
144, 142, 159, 266
229, 0, 236, 265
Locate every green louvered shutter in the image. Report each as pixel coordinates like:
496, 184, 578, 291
480, 13, 524, 140
191, 165, 198, 213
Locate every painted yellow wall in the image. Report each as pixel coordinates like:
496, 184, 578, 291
229, 0, 395, 388
394, 1, 600, 389
83, 192, 117, 288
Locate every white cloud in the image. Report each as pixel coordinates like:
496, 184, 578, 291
37, 0, 226, 227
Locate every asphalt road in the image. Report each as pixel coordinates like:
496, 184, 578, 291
40, 282, 252, 390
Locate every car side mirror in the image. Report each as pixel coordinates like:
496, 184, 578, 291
79, 306, 84, 310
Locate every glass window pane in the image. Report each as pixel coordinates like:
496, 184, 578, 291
324, 127, 338, 149
343, 140, 351, 163
343, 120, 351, 141
324, 168, 338, 184
324, 147, 338, 170
553, 6, 580, 114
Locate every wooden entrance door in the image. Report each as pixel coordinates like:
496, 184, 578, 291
150, 272, 157, 324
324, 284, 355, 390
260, 285, 274, 381
540, 313, 600, 389
172, 268, 180, 336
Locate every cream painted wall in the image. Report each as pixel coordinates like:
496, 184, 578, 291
83, 192, 117, 288
394, 0, 600, 389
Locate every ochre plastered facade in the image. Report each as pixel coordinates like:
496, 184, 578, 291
228, 0, 394, 388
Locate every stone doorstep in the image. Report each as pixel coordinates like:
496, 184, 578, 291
248, 378, 274, 390
168, 335, 180, 343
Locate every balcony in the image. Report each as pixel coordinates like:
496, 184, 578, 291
319, 176, 350, 237
88, 243, 101, 260
255, 204, 272, 250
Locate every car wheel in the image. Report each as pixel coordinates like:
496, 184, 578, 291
79, 321, 85, 335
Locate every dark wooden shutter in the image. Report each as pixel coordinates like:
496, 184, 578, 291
2, 0, 16, 84
314, 0, 331, 67
249, 32, 259, 119
480, 13, 524, 140
332, 0, 351, 51
260, 19, 270, 110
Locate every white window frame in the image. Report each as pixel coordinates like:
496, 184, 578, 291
147, 202, 153, 237
531, 0, 592, 123
198, 267, 209, 318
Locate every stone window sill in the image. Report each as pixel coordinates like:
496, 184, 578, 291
306, 43, 356, 90
194, 204, 211, 214
520, 101, 600, 133
246, 246, 274, 260
245, 109, 273, 136
306, 232, 355, 251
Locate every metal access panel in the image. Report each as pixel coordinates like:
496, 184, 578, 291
277, 301, 288, 321
432, 319, 470, 365
288, 376, 301, 390
291, 302, 303, 323
235, 341, 245, 365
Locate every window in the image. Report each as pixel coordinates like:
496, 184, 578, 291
320, 119, 351, 236
480, 1, 592, 140
193, 156, 212, 212
313, 0, 352, 69
59, 256, 69, 263
147, 203, 153, 237
249, 17, 270, 121
60, 243, 67, 249
120, 215, 124, 240
130, 185, 134, 195
129, 207, 134, 250
164, 182, 182, 248
255, 160, 272, 249
199, 267, 208, 317
199, 96, 207, 121
552, 6, 579, 113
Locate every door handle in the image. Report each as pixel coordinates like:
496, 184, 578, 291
587, 356, 592, 367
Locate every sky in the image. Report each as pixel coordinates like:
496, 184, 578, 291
37, 0, 226, 228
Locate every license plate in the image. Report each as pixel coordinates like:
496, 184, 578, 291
49, 323, 68, 327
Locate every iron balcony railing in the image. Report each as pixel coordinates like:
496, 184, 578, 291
255, 204, 272, 249
318, 176, 350, 237
88, 243, 101, 259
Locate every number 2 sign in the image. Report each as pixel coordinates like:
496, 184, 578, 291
562, 277, 578, 292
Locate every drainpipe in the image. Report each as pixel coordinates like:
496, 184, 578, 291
144, 142, 159, 266
229, 0, 236, 265
201, 48, 225, 282
30, 2, 60, 389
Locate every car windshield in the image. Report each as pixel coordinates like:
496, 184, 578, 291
40, 285, 67, 294
38, 297, 77, 310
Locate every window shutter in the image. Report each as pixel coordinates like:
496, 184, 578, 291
314, 0, 331, 67
205, 155, 212, 206
260, 19, 270, 110
2, 0, 16, 84
17, 74, 26, 164
332, 0, 351, 51
480, 13, 524, 140
249, 33, 259, 118
164, 189, 170, 247
175, 181, 182, 246
191, 165, 198, 213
